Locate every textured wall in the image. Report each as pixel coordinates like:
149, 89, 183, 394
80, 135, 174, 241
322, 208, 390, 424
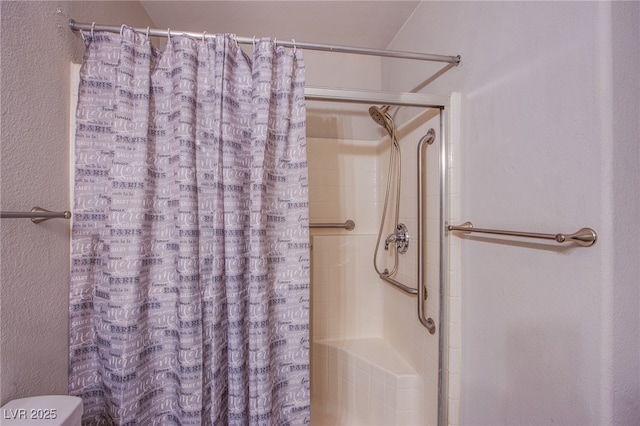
609, 3, 640, 423
0, 1, 153, 405
383, 1, 640, 424
0, 1, 381, 407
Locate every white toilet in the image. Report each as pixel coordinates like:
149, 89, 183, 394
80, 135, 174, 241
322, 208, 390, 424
0, 395, 82, 426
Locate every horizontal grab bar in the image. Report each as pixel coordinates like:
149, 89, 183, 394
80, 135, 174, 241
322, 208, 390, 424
447, 221, 597, 247
1, 207, 72, 224
378, 273, 429, 300
378, 273, 417, 296
310, 220, 355, 231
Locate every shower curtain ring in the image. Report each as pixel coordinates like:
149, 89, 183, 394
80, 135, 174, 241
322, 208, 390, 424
167, 28, 171, 41
292, 39, 297, 54
120, 24, 126, 36
202, 31, 207, 42
146, 26, 150, 38
90, 22, 95, 38
252, 36, 256, 49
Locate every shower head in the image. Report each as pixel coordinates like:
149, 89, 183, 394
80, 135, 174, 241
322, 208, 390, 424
368, 105, 394, 134
368, 105, 390, 127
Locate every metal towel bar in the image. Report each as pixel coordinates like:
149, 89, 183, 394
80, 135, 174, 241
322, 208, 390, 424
1, 207, 72, 224
447, 221, 597, 247
310, 220, 355, 231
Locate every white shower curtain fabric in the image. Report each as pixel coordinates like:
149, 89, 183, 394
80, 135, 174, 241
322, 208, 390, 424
70, 28, 310, 425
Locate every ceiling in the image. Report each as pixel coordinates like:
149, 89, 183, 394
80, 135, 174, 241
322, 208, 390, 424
140, 1, 420, 49
140, 1, 423, 140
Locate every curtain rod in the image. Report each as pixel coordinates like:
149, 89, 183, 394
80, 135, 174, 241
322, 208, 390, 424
1, 207, 71, 224
68, 20, 461, 65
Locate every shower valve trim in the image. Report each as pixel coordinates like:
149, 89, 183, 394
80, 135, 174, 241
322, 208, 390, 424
384, 223, 410, 254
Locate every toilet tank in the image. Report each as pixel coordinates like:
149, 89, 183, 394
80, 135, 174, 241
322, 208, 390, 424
0, 395, 83, 426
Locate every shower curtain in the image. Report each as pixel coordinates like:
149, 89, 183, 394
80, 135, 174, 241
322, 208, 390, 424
69, 28, 309, 425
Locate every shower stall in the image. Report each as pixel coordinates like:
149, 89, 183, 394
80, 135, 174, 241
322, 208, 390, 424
61, 20, 463, 426
305, 92, 461, 425
61, 82, 457, 424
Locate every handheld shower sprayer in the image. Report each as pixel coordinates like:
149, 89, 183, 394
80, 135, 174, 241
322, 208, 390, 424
368, 105, 394, 136
371, 103, 403, 277
368, 105, 390, 126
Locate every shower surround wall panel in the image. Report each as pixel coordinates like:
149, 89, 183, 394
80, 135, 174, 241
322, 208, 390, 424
311, 235, 382, 340
308, 110, 444, 425
307, 137, 382, 341
307, 137, 380, 234
308, 136, 422, 425
310, 236, 424, 426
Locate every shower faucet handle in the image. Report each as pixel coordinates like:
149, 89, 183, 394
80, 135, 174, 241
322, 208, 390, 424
384, 223, 410, 254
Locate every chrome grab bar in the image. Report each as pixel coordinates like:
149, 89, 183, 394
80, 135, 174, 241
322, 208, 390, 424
1, 207, 72, 224
378, 129, 436, 334
447, 222, 597, 247
310, 220, 355, 231
417, 129, 437, 334
378, 273, 429, 300
378, 273, 418, 296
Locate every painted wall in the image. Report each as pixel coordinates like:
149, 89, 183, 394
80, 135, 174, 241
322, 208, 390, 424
383, 2, 639, 425
0, 1, 153, 405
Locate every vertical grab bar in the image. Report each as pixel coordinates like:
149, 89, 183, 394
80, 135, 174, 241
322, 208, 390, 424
417, 129, 436, 334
